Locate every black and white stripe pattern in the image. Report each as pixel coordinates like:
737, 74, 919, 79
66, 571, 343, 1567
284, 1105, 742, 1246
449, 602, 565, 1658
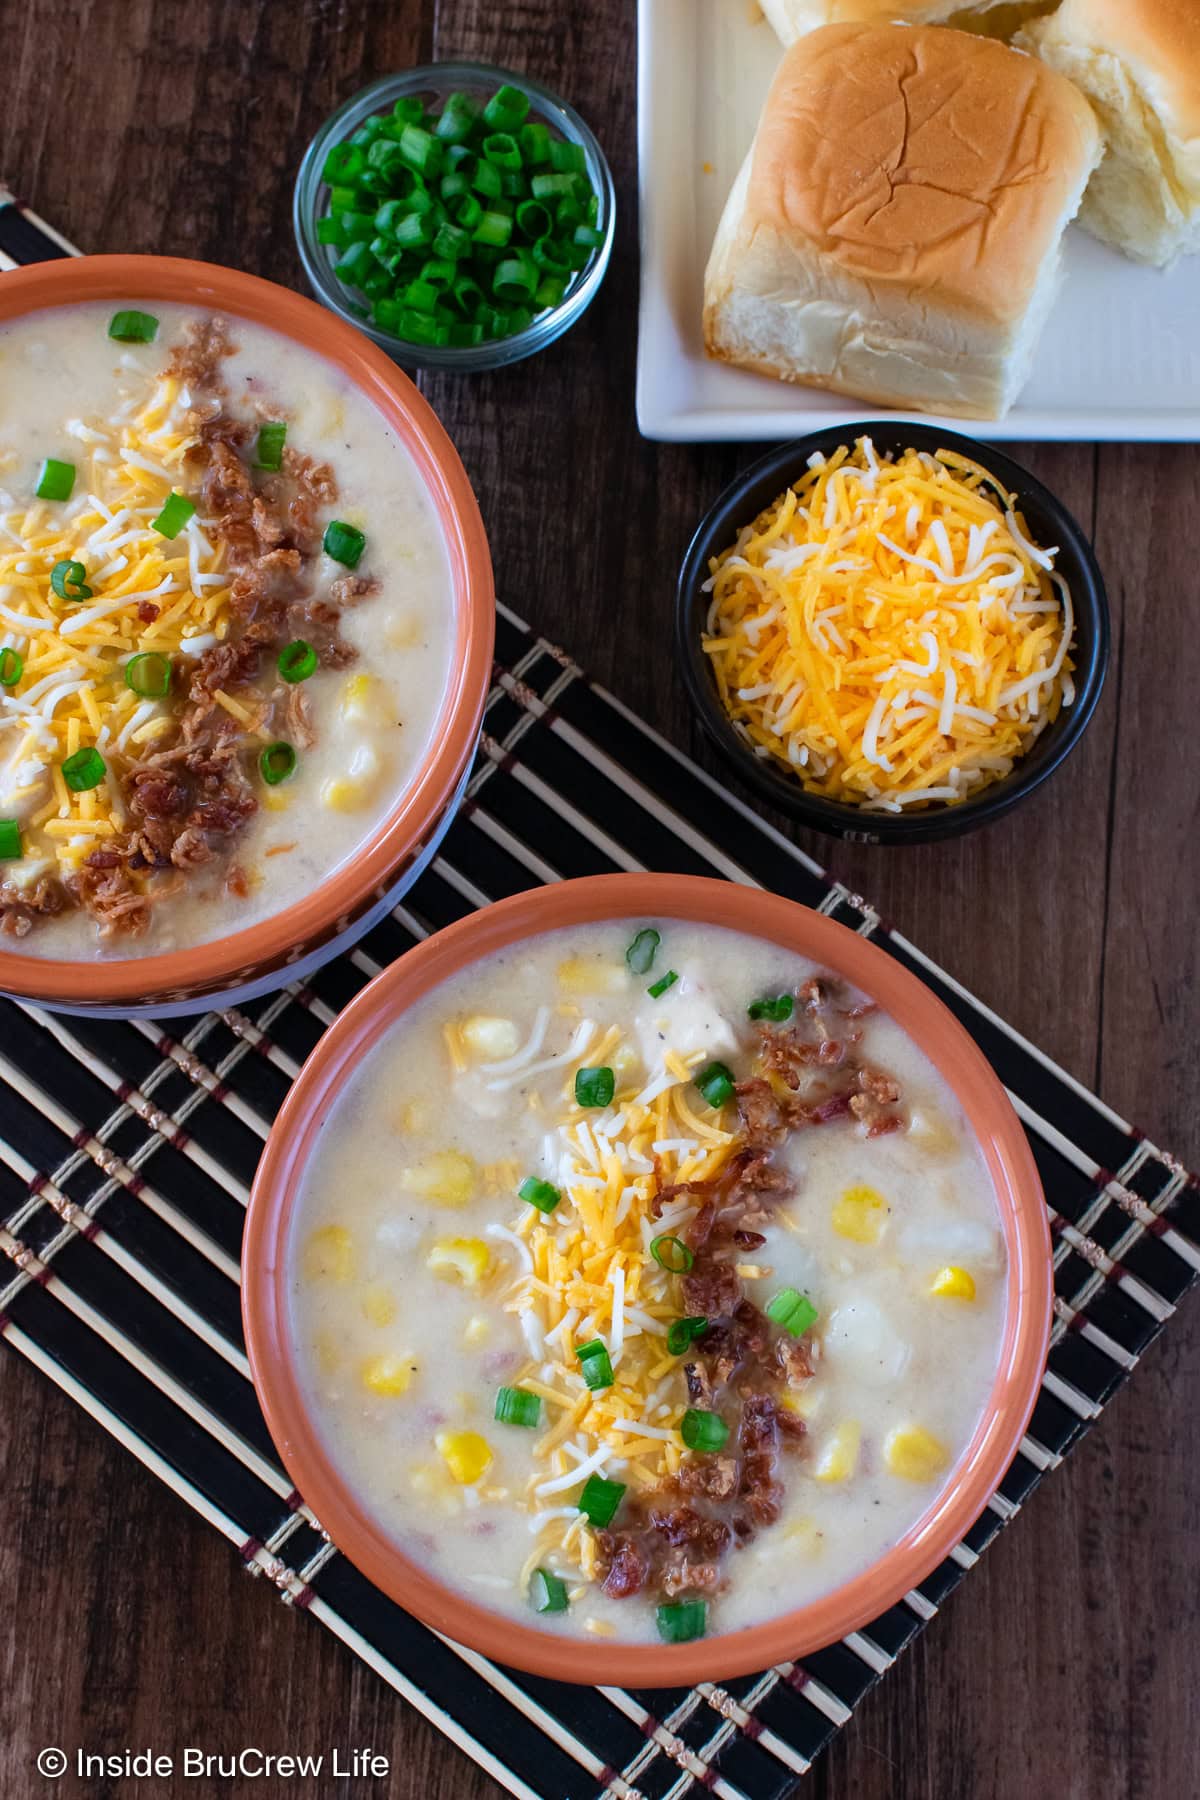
1, 209, 1197, 1800
0, 185, 75, 270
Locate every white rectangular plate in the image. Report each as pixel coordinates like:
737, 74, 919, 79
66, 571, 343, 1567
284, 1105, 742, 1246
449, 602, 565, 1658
636, 0, 1200, 442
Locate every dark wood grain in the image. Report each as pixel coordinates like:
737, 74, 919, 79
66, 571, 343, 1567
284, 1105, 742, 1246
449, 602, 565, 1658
0, 1, 1197, 1796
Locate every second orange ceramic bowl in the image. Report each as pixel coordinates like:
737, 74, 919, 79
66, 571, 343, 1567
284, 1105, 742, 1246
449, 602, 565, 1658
0, 255, 494, 1015
243, 873, 1052, 1686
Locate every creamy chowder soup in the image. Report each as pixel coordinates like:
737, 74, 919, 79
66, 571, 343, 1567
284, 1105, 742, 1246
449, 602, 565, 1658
291, 922, 1006, 1645
0, 301, 451, 956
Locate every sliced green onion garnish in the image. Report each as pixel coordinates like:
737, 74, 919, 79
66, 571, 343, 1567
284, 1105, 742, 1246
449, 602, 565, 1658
473, 209, 514, 248
399, 123, 443, 177
656, 1599, 707, 1644
340, 208, 380, 243
259, 741, 296, 786
494, 1386, 541, 1428
322, 142, 366, 185
124, 652, 171, 697
0, 819, 22, 860
152, 492, 196, 539
574, 1066, 614, 1109
404, 279, 441, 314
550, 139, 587, 175
534, 275, 567, 310
766, 1287, 819, 1337
371, 297, 403, 332
434, 220, 471, 261
471, 155, 503, 199
748, 994, 794, 1022
439, 321, 484, 348
374, 197, 408, 233
681, 1408, 730, 1453
519, 1175, 562, 1215
666, 1316, 708, 1356
368, 138, 409, 183
50, 559, 93, 601
108, 309, 159, 343
650, 1235, 694, 1274
625, 927, 660, 975
253, 421, 288, 471
278, 639, 318, 684
528, 1567, 569, 1614
36, 458, 75, 502
494, 254, 537, 302
61, 747, 106, 792
397, 308, 439, 344
515, 198, 553, 241
482, 85, 531, 132
451, 273, 485, 315
419, 256, 456, 289
323, 520, 366, 569
435, 92, 478, 143
695, 1061, 735, 1109
335, 243, 375, 292
481, 131, 522, 172
647, 970, 679, 999
519, 121, 553, 165
532, 237, 569, 276
0, 648, 22, 687
530, 171, 576, 201
450, 191, 484, 231
392, 210, 436, 250
576, 1340, 614, 1391
578, 1474, 625, 1528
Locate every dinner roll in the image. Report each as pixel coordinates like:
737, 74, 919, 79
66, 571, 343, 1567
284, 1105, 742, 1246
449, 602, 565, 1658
703, 25, 1102, 418
760, 0, 1053, 43
1018, 0, 1200, 267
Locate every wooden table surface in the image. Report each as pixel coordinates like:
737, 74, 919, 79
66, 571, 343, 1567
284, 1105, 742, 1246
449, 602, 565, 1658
1, 1, 1197, 1796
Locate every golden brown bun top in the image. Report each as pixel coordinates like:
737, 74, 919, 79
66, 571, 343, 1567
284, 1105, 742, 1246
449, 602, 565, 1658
747, 23, 1101, 322
1030, 0, 1200, 139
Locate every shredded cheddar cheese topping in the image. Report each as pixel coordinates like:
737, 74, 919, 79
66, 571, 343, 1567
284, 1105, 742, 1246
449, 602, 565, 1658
459, 1012, 740, 1585
701, 437, 1075, 812
0, 367, 231, 881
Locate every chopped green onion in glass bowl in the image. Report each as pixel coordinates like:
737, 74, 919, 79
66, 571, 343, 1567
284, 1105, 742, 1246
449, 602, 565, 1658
294, 63, 616, 372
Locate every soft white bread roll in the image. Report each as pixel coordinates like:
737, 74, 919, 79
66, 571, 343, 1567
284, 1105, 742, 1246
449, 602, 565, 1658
1018, 0, 1200, 267
703, 24, 1102, 419
760, 0, 1054, 45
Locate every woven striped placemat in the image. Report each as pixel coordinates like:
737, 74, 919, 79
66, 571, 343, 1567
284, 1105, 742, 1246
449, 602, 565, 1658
1, 197, 1197, 1800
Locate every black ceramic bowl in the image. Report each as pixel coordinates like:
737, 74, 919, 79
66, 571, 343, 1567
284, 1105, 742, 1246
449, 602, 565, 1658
675, 422, 1110, 847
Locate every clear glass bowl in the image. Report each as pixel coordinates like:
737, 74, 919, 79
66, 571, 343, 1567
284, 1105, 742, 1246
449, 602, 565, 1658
294, 62, 616, 372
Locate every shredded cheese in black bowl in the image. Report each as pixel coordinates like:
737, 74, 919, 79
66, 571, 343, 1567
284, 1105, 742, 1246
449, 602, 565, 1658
675, 422, 1110, 846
